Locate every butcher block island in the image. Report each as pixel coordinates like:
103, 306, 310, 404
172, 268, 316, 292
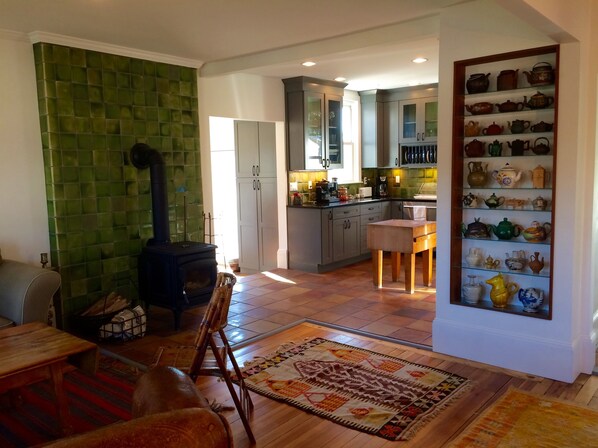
367, 219, 436, 293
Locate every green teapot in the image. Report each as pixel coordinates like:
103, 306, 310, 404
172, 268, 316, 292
484, 193, 505, 209
490, 217, 522, 240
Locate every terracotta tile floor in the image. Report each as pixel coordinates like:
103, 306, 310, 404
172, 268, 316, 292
98, 255, 436, 366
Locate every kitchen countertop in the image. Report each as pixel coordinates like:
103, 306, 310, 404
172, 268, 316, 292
288, 197, 436, 209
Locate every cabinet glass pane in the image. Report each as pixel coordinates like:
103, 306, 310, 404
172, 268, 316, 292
306, 95, 323, 165
402, 103, 416, 139
425, 101, 438, 138
328, 99, 342, 164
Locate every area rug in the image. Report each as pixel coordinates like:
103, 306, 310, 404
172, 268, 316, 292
448, 387, 598, 447
0, 355, 141, 448
237, 337, 471, 441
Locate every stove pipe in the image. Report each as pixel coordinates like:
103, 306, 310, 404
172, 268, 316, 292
130, 143, 170, 245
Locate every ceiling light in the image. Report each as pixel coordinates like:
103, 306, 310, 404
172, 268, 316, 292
302, 61, 316, 67
334, 77, 346, 82
412, 57, 428, 64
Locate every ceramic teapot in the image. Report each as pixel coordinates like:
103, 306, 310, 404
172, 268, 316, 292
523, 62, 555, 86
531, 137, 550, 155
464, 139, 485, 157
532, 196, 548, 211
508, 119, 531, 134
496, 100, 524, 113
497, 69, 519, 91
484, 256, 500, 269
524, 91, 554, 109
486, 273, 519, 308
492, 163, 523, 188
490, 217, 522, 240
505, 250, 526, 271
482, 122, 504, 136
462, 275, 484, 304
484, 193, 505, 209
465, 102, 494, 115
518, 288, 544, 313
522, 221, 551, 242
487, 140, 503, 157
465, 248, 483, 267
530, 121, 553, 133
467, 161, 488, 187
466, 73, 491, 94
462, 192, 477, 208
508, 139, 530, 156
464, 120, 481, 137
529, 252, 545, 274
462, 218, 491, 239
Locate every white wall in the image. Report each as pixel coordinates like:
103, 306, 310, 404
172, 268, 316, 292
434, 0, 596, 382
0, 32, 49, 264
197, 73, 288, 268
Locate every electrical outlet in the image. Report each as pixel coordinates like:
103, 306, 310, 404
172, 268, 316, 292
289, 181, 298, 191
308, 180, 313, 189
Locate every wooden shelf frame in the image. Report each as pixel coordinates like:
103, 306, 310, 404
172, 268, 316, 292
451, 45, 559, 320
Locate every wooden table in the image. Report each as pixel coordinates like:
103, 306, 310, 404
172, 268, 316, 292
367, 219, 436, 293
0, 322, 98, 435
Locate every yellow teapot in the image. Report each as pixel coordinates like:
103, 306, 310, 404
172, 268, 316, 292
485, 273, 518, 308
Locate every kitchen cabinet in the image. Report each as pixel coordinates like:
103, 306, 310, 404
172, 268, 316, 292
288, 201, 392, 272
383, 101, 400, 167
235, 121, 276, 178
332, 205, 360, 261
399, 97, 438, 143
235, 121, 278, 273
283, 76, 347, 171
451, 45, 558, 319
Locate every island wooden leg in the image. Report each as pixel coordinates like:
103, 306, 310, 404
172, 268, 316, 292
405, 253, 416, 293
391, 252, 401, 282
371, 249, 383, 288
422, 248, 433, 286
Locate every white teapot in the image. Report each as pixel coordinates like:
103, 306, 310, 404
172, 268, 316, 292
492, 163, 523, 188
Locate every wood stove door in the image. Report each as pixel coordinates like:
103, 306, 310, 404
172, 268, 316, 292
178, 258, 218, 307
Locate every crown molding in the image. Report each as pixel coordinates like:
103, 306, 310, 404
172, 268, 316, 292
28, 31, 204, 68
0, 29, 29, 42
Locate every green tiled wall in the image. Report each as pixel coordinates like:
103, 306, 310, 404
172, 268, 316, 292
34, 43, 203, 325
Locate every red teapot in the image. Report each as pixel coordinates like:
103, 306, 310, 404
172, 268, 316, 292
482, 122, 504, 136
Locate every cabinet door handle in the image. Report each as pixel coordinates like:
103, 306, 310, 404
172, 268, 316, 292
256, 165, 260, 176
253, 179, 256, 190
252, 165, 255, 176
348, 220, 351, 229
395, 157, 398, 166
417, 132, 421, 141
328, 211, 333, 220
422, 133, 425, 141
257, 180, 261, 190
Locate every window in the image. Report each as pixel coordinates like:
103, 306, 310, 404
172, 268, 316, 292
328, 92, 361, 183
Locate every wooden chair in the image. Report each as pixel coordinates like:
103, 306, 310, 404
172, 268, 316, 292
151, 272, 255, 443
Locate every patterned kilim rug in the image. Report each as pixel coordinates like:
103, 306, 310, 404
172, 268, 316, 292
0, 355, 142, 448
448, 387, 598, 447
237, 337, 471, 441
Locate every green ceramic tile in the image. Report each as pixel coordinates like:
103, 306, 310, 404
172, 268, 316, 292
92, 135, 107, 149
57, 98, 74, 116
110, 166, 123, 181
86, 259, 102, 277
78, 150, 93, 166
86, 51, 102, 68
73, 84, 88, 100
53, 46, 70, 65
161, 137, 173, 150
65, 199, 82, 216
180, 97, 191, 110
56, 81, 73, 99
70, 279, 87, 297
86, 276, 102, 293
133, 92, 146, 106
60, 134, 77, 150
91, 118, 106, 134
131, 74, 143, 90
116, 56, 130, 73
180, 67, 194, 82
77, 134, 93, 149
87, 68, 102, 86
90, 103, 106, 119
82, 198, 97, 214
75, 117, 90, 133
56, 64, 72, 81
118, 89, 132, 105
72, 66, 87, 84
106, 119, 120, 134
113, 212, 126, 227
103, 87, 117, 103
110, 183, 125, 196
102, 71, 116, 87
81, 182, 96, 197
64, 183, 80, 199
67, 216, 83, 232
117, 73, 130, 88
130, 59, 143, 75
100, 244, 115, 259
160, 123, 170, 136
95, 180, 110, 195
70, 48, 86, 67
133, 121, 147, 135
59, 117, 75, 133
101, 53, 116, 70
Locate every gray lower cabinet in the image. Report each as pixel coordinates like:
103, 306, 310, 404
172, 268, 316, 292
288, 201, 391, 273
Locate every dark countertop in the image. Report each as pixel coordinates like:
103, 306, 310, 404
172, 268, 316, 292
288, 197, 436, 209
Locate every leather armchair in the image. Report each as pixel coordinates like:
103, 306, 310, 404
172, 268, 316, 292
0, 259, 61, 327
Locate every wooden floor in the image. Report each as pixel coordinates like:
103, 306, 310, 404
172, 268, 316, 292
197, 322, 598, 448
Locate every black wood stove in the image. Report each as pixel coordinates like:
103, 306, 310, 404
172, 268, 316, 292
131, 143, 217, 330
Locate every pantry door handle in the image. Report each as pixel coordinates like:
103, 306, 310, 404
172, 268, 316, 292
257, 180, 261, 190
252, 179, 256, 190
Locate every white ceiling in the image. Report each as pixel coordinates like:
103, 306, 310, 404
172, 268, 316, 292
0, 0, 470, 90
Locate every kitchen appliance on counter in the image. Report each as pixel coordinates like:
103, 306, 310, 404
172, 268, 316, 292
358, 186, 372, 198
375, 176, 388, 198
328, 177, 339, 203
315, 180, 330, 205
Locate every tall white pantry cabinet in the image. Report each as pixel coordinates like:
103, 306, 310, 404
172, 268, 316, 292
235, 121, 278, 273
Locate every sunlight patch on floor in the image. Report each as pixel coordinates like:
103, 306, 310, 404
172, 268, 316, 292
262, 271, 296, 284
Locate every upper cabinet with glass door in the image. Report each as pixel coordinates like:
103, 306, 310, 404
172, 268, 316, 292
283, 77, 347, 171
399, 97, 438, 143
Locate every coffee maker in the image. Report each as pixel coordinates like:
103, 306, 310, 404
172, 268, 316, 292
315, 180, 330, 205
376, 176, 388, 198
